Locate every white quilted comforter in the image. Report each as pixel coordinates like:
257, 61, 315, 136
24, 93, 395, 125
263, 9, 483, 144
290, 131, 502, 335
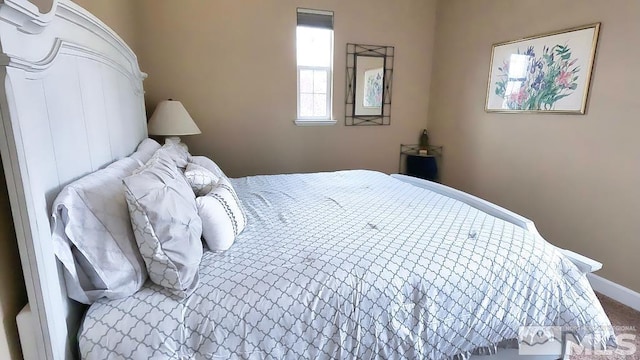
80, 170, 614, 359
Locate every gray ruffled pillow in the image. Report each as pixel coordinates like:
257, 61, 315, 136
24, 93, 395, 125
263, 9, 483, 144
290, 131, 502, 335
123, 154, 203, 297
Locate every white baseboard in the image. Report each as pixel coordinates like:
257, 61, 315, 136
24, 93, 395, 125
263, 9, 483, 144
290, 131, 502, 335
587, 273, 640, 312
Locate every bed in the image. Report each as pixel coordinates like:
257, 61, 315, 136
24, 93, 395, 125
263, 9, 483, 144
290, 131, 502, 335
0, 1, 615, 360
78, 169, 614, 359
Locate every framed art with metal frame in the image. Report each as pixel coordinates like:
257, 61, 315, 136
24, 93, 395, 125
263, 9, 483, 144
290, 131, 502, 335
485, 23, 600, 114
346, 43, 394, 125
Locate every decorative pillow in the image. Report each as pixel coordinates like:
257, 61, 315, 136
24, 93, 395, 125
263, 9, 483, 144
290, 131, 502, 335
51, 157, 148, 304
189, 155, 226, 180
130, 138, 161, 166
184, 162, 219, 196
123, 154, 203, 297
197, 177, 247, 251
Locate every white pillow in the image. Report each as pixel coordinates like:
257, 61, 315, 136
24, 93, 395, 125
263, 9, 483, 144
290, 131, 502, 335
197, 177, 247, 251
190, 155, 226, 179
130, 138, 161, 166
51, 157, 147, 304
160, 138, 190, 169
124, 154, 203, 297
184, 162, 219, 196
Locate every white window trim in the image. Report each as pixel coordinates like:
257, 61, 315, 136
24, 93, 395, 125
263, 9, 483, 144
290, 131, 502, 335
295, 16, 335, 126
294, 118, 337, 126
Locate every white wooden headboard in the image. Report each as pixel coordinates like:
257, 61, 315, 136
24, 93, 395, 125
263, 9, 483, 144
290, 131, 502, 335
0, 0, 147, 358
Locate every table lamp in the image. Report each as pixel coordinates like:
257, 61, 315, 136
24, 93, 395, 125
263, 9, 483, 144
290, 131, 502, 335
147, 99, 201, 144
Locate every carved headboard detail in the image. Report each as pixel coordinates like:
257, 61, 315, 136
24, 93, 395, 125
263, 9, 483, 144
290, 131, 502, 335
0, 1, 147, 358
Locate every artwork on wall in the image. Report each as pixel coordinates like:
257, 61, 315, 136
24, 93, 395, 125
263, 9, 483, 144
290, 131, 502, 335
346, 43, 394, 126
485, 23, 600, 114
363, 67, 383, 108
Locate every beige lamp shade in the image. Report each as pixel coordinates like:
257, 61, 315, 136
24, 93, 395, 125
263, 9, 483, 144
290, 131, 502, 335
147, 100, 201, 136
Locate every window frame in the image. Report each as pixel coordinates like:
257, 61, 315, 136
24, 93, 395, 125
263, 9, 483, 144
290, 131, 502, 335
295, 9, 335, 125
297, 65, 331, 120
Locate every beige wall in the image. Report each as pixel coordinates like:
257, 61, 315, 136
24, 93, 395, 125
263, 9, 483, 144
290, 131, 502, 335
29, 0, 51, 13
72, 0, 140, 53
136, 0, 437, 177
428, 0, 640, 291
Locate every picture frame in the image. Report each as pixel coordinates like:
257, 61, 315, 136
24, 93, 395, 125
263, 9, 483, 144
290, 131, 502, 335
485, 23, 600, 114
345, 43, 394, 126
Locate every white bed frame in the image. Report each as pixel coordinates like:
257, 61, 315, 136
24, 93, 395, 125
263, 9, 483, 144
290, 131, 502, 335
0, 0, 146, 358
0, 1, 599, 359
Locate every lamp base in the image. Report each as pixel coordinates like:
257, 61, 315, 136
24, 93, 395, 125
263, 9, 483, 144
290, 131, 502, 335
163, 136, 190, 152
164, 136, 182, 145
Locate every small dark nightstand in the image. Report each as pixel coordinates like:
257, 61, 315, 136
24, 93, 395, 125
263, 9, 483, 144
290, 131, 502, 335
399, 144, 443, 182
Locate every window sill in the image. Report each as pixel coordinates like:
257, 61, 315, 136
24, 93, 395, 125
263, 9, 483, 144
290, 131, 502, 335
294, 119, 337, 126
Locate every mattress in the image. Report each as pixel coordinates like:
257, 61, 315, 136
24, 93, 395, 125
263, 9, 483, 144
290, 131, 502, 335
80, 170, 614, 359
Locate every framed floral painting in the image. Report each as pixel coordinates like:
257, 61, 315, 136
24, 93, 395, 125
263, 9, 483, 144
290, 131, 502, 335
485, 23, 600, 114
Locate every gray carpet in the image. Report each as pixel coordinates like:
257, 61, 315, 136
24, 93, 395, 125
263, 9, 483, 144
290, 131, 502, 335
570, 293, 639, 359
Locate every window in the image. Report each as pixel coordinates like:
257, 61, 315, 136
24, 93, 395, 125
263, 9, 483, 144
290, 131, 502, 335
296, 8, 335, 125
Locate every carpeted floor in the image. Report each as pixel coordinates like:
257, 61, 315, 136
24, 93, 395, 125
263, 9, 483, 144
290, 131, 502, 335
570, 293, 640, 359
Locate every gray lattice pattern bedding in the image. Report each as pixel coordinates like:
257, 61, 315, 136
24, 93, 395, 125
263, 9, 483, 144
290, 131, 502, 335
80, 170, 614, 359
